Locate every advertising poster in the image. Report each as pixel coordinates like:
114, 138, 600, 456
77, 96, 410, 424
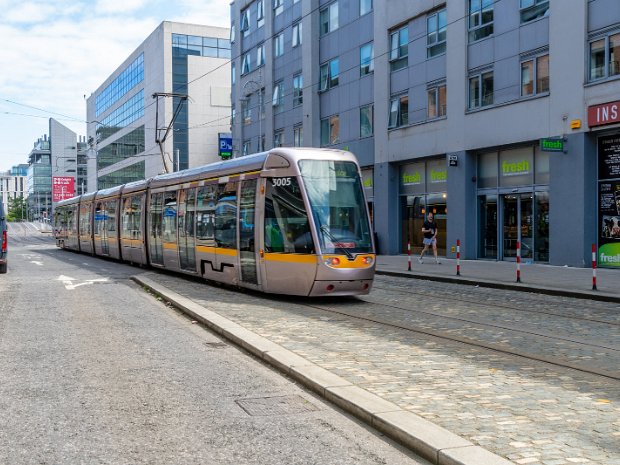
597, 136, 620, 267
52, 176, 75, 202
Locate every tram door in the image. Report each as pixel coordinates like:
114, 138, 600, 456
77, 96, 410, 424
239, 179, 258, 285
178, 189, 197, 272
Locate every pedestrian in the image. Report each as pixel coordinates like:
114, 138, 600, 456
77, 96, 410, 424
418, 212, 440, 264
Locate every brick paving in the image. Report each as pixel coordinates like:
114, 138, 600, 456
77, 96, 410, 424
142, 271, 620, 465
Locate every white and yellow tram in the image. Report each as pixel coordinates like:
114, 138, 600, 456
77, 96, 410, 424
54, 148, 375, 296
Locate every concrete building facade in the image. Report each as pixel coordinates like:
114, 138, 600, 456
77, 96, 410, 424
26, 119, 88, 220
0, 164, 28, 218
230, 0, 620, 268
86, 21, 232, 190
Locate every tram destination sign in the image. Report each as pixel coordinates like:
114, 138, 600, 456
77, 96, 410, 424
539, 137, 565, 153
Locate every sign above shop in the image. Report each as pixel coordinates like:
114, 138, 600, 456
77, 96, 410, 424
588, 100, 620, 128
539, 137, 565, 153
448, 154, 458, 166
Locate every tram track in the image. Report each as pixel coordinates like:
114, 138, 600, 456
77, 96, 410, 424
293, 294, 620, 382
371, 281, 620, 327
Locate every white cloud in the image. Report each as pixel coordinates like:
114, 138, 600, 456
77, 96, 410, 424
94, 0, 149, 15
4, 2, 58, 24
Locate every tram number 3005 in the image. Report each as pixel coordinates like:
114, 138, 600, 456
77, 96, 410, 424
272, 177, 292, 187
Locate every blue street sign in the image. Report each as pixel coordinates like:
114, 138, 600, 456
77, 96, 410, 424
219, 134, 233, 159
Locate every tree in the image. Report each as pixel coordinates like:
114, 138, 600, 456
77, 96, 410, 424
7, 196, 28, 222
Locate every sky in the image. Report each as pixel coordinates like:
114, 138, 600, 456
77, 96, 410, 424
0, 0, 231, 172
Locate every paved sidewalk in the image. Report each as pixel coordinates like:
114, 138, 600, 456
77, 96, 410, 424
376, 256, 620, 301
133, 269, 620, 465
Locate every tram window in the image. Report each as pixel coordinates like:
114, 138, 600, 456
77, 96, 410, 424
95, 202, 105, 236
215, 182, 237, 249
196, 185, 217, 241
264, 177, 314, 254
105, 201, 117, 234
163, 192, 177, 243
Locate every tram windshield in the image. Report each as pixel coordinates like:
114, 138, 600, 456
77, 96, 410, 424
299, 160, 373, 255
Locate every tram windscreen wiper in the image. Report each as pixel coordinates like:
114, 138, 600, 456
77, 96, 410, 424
320, 225, 354, 260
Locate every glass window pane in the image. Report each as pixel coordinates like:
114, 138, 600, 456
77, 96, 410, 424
428, 89, 437, 118
536, 55, 549, 93
482, 72, 494, 106
469, 76, 480, 108
438, 85, 446, 116
499, 147, 533, 187
521, 60, 534, 96
477, 152, 498, 188
609, 33, 620, 76
590, 39, 606, 80
400, 96, 409, 126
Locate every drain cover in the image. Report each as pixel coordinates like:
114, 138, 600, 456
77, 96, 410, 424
236, 395, 319, 416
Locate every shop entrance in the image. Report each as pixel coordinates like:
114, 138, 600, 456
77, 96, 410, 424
499, 192, 549, 261
501, 194, 533, 260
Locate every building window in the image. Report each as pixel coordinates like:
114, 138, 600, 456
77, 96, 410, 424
256, 43, 265, 67
469, 0, 493, 42
427, 84, 446, 119
259, 88, 266, 120
321, 115, 340, 145
427, 9, 447, 58
360, 0, 372, 16
360, 104, 374, 137
293, 73, 303, 106
231, 64, 236, 85
320, 2, 339, 36
294, 125, 303, 146
242, 99, 252, 124
390, 26, 408, 72
257, 0, 265, 28
242, 140, 251, 156
521, 54, 549, 96
589, 32, 620, 81
388, 95, 409, 128
469, 71, 494, 109
274, 130, 284, 147
272, 81, 283, 113
241, 53, 251, 75
274, 0, 283, 16
520, 0, 549, 23
360, 42, 374, 76
274, 32, 284, 57
230, 23, 236, 43
319, 58, 339, 91
292, 21, 302, 47
231, 106, 236, 126
240, 8, 250, 37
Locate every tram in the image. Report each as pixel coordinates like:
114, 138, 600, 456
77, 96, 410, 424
54, 148, 376, 296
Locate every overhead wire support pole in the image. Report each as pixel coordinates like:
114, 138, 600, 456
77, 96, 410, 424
152, 92, 189, 173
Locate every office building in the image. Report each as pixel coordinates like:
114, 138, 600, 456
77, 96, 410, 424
230, 0, 620, 267
0, 164, 29, 218
86, 21, 232, 190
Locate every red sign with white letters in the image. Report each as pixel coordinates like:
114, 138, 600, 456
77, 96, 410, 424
52, 176, 75, 202
588, 100, 620, 128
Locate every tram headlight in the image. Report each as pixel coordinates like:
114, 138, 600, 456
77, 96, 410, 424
362, 256, 374, 265
324, 257, 341, 267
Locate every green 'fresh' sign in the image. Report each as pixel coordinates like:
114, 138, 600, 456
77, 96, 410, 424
540, 138, 564, 152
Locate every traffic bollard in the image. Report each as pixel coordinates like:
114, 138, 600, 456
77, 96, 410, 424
407, 241, 411, 271
516, 241, 522, 283
592, 243, 597, 291
456, 239, 461, 276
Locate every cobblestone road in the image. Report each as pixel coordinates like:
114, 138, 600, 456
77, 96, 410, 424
144, 272, 620, 465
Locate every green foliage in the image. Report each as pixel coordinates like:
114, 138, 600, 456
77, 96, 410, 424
7, 196, 28, 222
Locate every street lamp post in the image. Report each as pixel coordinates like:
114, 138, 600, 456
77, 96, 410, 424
242, 73, 263, 154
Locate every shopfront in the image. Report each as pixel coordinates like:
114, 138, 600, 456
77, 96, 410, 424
400, 158, 447, 255
477, 146, 550, 262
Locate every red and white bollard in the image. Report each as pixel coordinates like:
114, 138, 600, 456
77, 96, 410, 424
456, 239, 461, 276
516, 241, 522, 283
407, 241, 412, 271
592, 243, 597, 291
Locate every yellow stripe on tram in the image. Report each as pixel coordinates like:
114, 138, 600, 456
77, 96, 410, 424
263, 253, 318, 264
196, 245, 238, 257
